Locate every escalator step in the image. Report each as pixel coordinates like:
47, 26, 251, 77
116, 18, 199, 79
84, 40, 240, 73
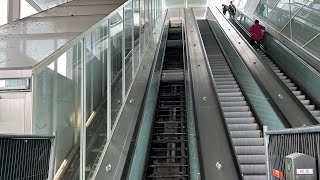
240, 164, 266, 174
228, 124, 259, 131
235, 146, 265, 155
213, 74, 233, 78
215, 81, 238, 85
310, 111, 320, 116
238, 155, 265, 164
304, 105, 315, 110
232, 138, 264, 146
300, 100, 310, 105
217, 88, 241, 93
230, 131, 261, 138
226, 117, 255, 124
214, 77, 235, 81
223, 112, 252, 118
218, 92, 242, 97
243, 175, 267, 180
222, 106, 249, 112
219, 96, 244, 102
217, 85, 239, 89
221, 101, 247, 107
292, 91, 302, 96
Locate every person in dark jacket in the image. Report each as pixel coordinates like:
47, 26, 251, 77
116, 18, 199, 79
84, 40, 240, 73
228, 1, 236, 19
222, 4, 228, 15
249, 20, 265, 49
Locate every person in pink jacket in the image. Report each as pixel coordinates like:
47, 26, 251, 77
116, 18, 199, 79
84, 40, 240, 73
249, 20, 265, 50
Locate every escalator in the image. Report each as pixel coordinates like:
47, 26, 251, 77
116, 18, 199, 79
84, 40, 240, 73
145, 24, 189, 179
256, 50, 320, 122
198, 20, 266, 180
232, 19, 320, 123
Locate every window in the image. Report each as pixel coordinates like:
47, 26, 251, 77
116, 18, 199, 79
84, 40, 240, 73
20, 0, 38, 18
0, 0, 8, 26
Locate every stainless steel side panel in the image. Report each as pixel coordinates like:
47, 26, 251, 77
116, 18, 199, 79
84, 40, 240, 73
185, 8, 240, 179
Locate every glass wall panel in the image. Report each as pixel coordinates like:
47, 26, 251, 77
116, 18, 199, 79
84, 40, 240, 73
21, 0, 38, 18
85, 21, 108, 178
124, 2, 134, 94
140, 0, 145, 56
145, 0, 150, 47
134, 0, 141, 74
281, 22, 291, 39
267, 0, 291, 30
110, 11, 124, 127
254, 0, 269, 20
33, 41, 83, 178
291, 18, 319, 46
304, 34, 320, 58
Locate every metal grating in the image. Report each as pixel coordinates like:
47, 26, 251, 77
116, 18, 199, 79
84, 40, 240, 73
145, 25, 188, 179
0, 136, 54, 180
267, 129, 320, 179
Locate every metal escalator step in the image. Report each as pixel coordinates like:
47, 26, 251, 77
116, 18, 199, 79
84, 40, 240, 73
243, 175, 267, 180
213, 74, 233, 78
232, 138, 264, 146
235, 146, 265, 155
310, 111, 320, 116
296, 95, 306, 100
228, 124, 259, 131
215, 81, 238, 85
300, 99, 310, 105
212, 68, 231, 72
230, 131, 261, 138
276, 72, 284, 76
217, 88, 240, 93
282, 79, 291, 83
218, 92, 242, 97
223, 112, 252, 118
316, 117, 320, 122
292, 91, 302, 96
304, 105, 315, 110
278, 76, 287, 80
273, 69, 281, 73
240, 164, 266, 175
237, 155, 265, 164
222, 106, 249, 112
285, 83, 295, 87
214, 77, 235, 81
216, 84, 239, 89
212, 71, 233, 75
219, 97, 244, 102
289, 86, 298, 91
221, 101, 247, 107
226, 117, 255, 124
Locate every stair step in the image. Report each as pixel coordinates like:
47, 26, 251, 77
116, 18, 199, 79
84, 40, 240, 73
230, 131, 261, 138
238, 155, 265, 164
241, 164, 266, 175
228, 124, 259, 131
235, 146, 265, 155
232, 138, 264, 146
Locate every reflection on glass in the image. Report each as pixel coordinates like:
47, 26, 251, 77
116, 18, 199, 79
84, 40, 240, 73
254, 0, 268, 20
110, 12, 123, 127
304, 35, 320, 58
33, 42, 83, 179
267, 0, 290, 31
125, 2, 134, 95
84, 21, 109, 178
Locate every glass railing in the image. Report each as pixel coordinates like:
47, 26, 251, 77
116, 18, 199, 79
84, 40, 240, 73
31, 0, 164, 178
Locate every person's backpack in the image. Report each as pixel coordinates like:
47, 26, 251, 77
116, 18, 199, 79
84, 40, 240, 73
229, 4, 236, 12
